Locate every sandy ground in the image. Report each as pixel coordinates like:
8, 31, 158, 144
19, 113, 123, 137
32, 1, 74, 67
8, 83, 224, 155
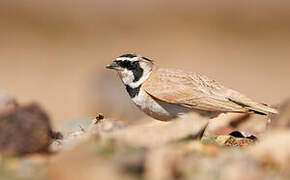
1, 99, 290, 180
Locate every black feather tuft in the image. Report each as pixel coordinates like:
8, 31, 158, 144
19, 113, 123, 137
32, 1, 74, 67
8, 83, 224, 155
142, 56, 153, 62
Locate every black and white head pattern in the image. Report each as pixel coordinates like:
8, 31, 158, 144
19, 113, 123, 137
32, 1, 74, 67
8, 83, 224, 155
114, 54, 153, 98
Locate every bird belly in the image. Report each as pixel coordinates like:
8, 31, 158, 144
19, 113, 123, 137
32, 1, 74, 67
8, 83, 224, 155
131, 89, 191, 121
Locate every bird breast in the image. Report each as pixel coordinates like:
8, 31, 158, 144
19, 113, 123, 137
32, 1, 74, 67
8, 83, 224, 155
131, 88, 191, 121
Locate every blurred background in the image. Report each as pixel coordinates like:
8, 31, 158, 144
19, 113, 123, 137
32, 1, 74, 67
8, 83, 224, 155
0, 0, 290, 125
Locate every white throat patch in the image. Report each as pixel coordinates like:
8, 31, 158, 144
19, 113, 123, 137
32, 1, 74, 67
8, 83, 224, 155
119, 69, 134, 85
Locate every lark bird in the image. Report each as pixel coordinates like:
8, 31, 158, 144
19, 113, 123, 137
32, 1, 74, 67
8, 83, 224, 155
106, 54, 278, 121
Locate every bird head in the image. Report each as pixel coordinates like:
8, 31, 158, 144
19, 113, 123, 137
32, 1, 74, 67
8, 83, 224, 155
106, 54, 154, 87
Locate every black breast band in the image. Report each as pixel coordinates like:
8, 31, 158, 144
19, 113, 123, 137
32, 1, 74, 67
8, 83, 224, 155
126, 85, 141, 98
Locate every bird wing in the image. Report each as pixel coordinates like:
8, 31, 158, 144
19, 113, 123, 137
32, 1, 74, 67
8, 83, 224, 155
142, 68, 277, 114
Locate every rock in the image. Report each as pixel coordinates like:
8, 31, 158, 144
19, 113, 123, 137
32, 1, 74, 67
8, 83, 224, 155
220, 152, 263, 180
114, 147, 146, 177
102, 113, 209, 147
0, 154, 48, 180
50, 115, 126, 151
206, 113, 266, 137
0, 103, 56, 155
216, 135, 256, 147
181, 145, 263, 180
50, 118, 92, 151
89, 117, 126, 136
48, 141, 137, 180
144, 145, 183, 180
248, 130, 290, 172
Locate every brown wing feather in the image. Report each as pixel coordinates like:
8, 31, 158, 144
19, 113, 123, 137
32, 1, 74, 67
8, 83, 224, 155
143, 68, 277, 114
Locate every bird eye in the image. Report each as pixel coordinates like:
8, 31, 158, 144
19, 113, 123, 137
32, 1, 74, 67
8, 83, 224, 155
116, 60, 139, 70
114, 61, 121, 66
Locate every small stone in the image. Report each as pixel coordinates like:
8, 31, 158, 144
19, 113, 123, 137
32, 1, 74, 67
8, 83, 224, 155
216, 135, 256, 147
96, 114, 104, 121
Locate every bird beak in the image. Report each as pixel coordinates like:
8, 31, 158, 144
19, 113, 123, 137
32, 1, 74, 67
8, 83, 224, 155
106, 61, 118, 70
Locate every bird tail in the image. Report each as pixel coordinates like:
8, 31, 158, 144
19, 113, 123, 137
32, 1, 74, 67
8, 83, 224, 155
245, 102, 278, 115
227, 93, 279, 115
